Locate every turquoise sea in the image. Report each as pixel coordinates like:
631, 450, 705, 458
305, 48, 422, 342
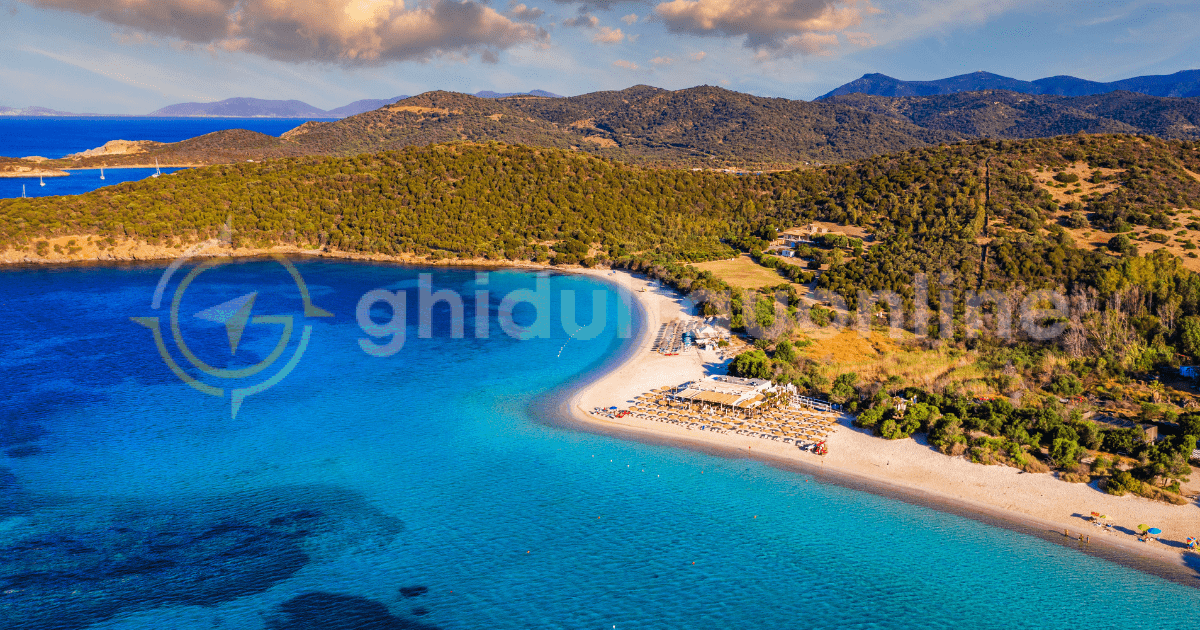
1, 260, 1198, 630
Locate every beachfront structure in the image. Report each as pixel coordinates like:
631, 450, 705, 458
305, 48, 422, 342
594, 377, 838, 451
693, 325, 728, 350
671, 375, 776, 410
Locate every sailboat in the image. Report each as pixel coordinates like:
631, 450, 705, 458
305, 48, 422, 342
100, 167, 105, 181
39, 174, 45, 187
152, 159, 161, 178
22, 184, 26, 198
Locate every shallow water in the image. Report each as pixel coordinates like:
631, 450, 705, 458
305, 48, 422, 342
1, 260, 1197, 630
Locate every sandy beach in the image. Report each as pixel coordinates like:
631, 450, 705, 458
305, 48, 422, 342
565, 269, 1200, 584
5, 245, 1198, 582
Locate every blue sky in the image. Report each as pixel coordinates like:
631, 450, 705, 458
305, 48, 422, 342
2, 0, 1197, 113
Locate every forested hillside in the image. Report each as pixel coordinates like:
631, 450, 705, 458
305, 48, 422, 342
8, 134, 1200, 497
29, 86, 1199, 173
823, 91, 1200, 140
6, 134, 1200, 301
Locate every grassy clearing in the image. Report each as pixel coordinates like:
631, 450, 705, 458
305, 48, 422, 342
798, 328, 993, 395
691, 254, 794, 289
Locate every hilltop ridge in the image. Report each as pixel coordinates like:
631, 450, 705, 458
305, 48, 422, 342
819, 69, 1200, 99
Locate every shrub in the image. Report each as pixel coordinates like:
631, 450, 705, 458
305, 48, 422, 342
1054, 172, 1080, 184
1105, 470, 1142, 496
809, 306, 833, 327
830, 373, 858, 403
854, 404, 887, 430
774, 340, 797, 364
729, 349, 772, 379
1048, 374, 1082, 397
1107, 234, 1136, 255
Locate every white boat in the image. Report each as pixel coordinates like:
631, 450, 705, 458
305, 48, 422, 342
39, 174, 45, 187
100, 167, 105, 181
22, 184, 26, 198
152, 159, 161, 178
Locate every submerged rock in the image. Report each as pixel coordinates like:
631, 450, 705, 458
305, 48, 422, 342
270, 592, 440, 630
0, 487, 406, 629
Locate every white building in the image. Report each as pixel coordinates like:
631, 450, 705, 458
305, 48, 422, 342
671, 375, 775, 409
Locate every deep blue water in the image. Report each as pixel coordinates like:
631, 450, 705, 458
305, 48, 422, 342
1, 168, 187, 200
0, 117, 331, 159
0, 117, 331, 199
1, 261, 1198, 630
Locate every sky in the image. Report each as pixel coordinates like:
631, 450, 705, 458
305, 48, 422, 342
1, 0, 1197, 114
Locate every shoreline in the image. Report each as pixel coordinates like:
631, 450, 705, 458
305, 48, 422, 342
0, 237, 563, 267
4, 249, 1199, 585
0, 170, 70, 178
550, 269, 1200, 588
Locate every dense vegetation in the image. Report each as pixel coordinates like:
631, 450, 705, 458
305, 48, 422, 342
847, 386, 1198, 503
0, 143, 756, 262
825, 90, 1200, 140
7, 131, 1200, 501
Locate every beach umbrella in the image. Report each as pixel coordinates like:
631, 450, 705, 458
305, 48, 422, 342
1186, 537, 1196, 545
610, 406, 618, 410
1090, 512, 1101, 517
1137, 524, 1149, 532
1147, 528, 1162, 535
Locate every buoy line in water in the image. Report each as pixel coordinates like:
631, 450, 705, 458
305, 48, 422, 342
556, 324, 586, 358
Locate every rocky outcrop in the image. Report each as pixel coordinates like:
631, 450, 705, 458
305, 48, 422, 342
67, 139, 162, 159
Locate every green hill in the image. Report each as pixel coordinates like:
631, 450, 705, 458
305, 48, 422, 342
823, 91, 1200, 140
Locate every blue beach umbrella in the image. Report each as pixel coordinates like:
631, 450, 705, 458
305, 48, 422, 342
1147, 528, 1162, 535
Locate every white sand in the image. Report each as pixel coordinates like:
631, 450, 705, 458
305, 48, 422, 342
568, 270, 1200, 575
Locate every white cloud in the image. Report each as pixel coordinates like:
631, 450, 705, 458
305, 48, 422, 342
653, 0, 872, 55
593, 26, 625, 43
767, 32, 839, 57
844, 31, 875, 46
621, 13, 638, 25
860, 0, 1041, 49
612, 58, 639, 69
508, 3, 545, 21
23, 0, 548, 65
563, 13, 600, 28
690, 50, 707, 61
651, 55, 674, 64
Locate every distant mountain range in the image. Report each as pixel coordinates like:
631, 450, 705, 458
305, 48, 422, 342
1, 90, 563, 119
819, 69, 1200, 99
821, 90, 1200, 140
16, 82, 1200, 170
0, 105, 98, 116
148, 97, 336, 118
